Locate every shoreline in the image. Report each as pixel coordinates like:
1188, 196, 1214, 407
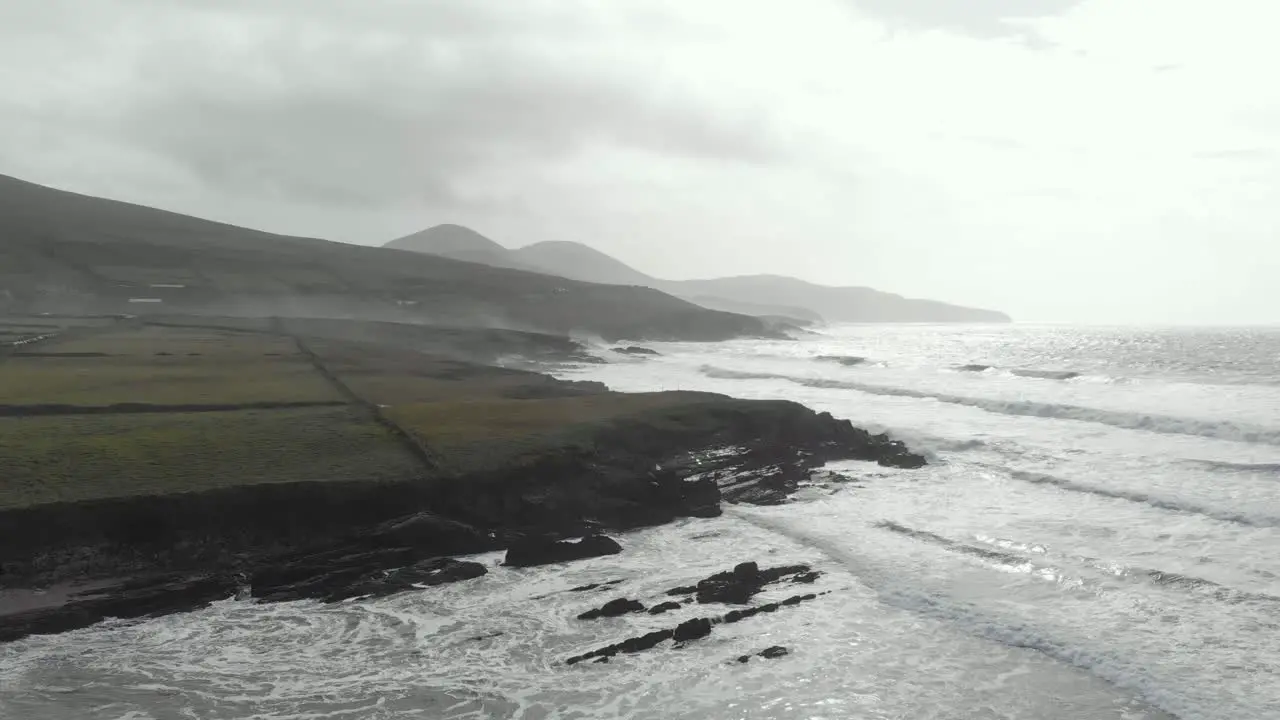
0, 316, 926, 643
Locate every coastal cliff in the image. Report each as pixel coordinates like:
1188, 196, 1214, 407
0, 316, 924, 642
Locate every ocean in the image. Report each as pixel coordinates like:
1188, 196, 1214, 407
2, 324, 1278, 719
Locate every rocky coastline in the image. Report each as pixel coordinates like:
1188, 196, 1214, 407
0, 391, 923, 644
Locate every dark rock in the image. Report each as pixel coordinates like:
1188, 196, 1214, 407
672, 617, 713, 643
569, 579, 624, 593
578, 597, 645, 620
566, 591, 824, 665
736, 654, 752, 663
504, 535, 622, 568
816, 355, 866, 366
955, 364, 992, 372
722, 593, 818, 624
874, 439, 928, 470
759, 646, 789, 659
252, 555, 486, 604
666, 585, 697, 597
322, 558, 487, 603
0, 573, 239, 643
693, 562, 811, 605
1012, 369, 1081, 381
567, 628, 675, 665
790, 571, 822, 584
368, 512, 493, 553
612, 346, 661, 356
648, 601, 682, 615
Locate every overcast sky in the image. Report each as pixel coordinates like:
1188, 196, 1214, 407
3, 0, 1277, 324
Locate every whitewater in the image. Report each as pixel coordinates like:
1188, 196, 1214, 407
2, 324, 1278, 719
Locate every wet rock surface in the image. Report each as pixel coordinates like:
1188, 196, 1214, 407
673, 617, 713, 642
612, 346, 661, 356
815, 355, 867, 366
504, 535, 624, 568
570, 579, 625, 593
255, 556, 487, 604
648, 601, 682, 615
693, 561, 818, 605
578, 597, 646, 620
565, 561, 826, 665
738, 646, 790, 663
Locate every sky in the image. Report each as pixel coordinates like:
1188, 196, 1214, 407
2, 0, 1278, 324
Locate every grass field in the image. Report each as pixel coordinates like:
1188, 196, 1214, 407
0, 325, 339, 405
386, 392, 709, 472
0, 356, 340, 405
0, 319, 727, 508
0, 406, 424, 508
40, 325, 299, 356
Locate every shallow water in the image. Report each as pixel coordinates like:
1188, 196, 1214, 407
3, 324, 1277, 719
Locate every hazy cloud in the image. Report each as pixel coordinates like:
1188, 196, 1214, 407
1, 0, 777, 209
2, 0, 1279, 324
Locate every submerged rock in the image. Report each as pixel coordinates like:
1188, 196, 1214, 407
569, 579, 625, 593
565, 591, 826, 665
612, 346, 661, 357
673, 617, 713, 642
815, 355, 867, 366
504, 535, 623, 568
648, 601, 682, 615
578, 597, 646, 620
1012, 369, 1081, 381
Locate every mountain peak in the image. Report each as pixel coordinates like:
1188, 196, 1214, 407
385, 224, 507, 256
511, 241, 654, 286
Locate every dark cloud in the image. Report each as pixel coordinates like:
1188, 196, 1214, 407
0, 0, 778, 210
844, 0, 1084, 42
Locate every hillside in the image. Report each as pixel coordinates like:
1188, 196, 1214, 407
0, 174, 769, 342
511, 241, 654, 286
669, 275, 1013, 324
385, 225, 1010, 324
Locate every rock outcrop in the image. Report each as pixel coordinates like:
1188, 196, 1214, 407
1, 394, 922, 644
504, 535, 624, 568
578, 597, 646, 620
564, 561, 828, 665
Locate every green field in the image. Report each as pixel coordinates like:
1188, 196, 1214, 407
386, 392, 705, 473
0, 325, 339, 406
0, 406, 423, 508
0, 356, 339, 405
0, 319, 727, 508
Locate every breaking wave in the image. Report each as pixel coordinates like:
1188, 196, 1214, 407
698, 366, 1280, 446
998, 469, 1280, 527
1182, 459, 1280, 475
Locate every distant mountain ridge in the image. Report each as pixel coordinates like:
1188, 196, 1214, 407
0, 173, 773, 342
383, 225, 1011, 324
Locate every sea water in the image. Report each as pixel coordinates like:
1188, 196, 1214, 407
2, 324, 1277, 719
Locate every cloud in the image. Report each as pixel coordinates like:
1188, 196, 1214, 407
0, 0, 779, 210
